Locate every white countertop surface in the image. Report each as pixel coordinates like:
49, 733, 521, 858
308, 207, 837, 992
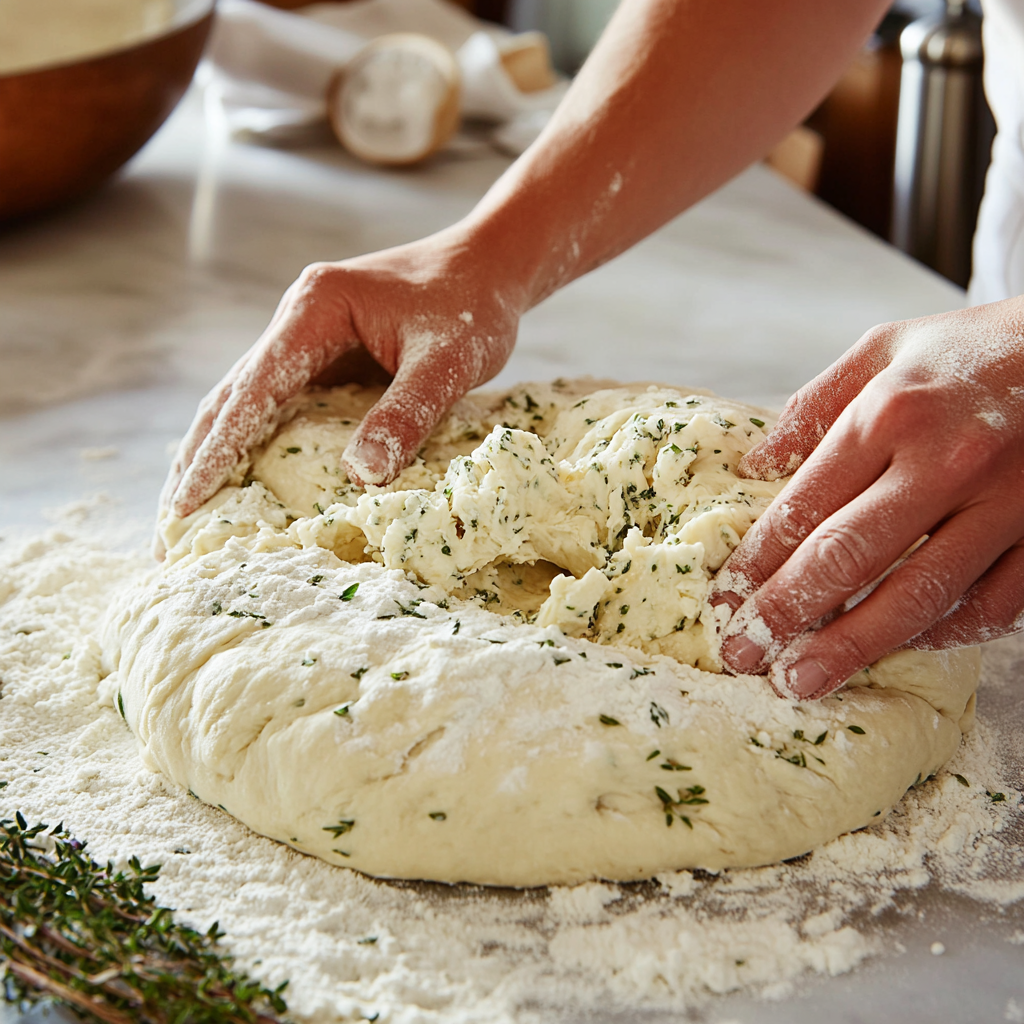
1, 89, 1020, 1023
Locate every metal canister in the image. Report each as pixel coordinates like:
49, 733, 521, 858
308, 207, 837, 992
891, 0, 994, 287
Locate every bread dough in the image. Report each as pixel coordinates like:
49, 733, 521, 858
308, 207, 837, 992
102, 381, 981, 887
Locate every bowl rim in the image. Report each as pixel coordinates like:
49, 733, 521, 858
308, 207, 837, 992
0, 0, 217, 80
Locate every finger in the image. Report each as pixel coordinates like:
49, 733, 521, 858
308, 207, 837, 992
722, 471, 941, 674
738, 322, 896, 481
158, 362, 246, 514
343, 328, 496, 486
712, 393, 893, 611
906, 540, 1024, 649
158, 284, 302, 517
173, 309, 363, 519
766, 508, 1022, 699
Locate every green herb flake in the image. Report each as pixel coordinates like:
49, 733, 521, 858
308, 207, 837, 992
228, 610, 266, 621
308, 574, 325, 585
953, 773, 970, 787
334, 703, 353, 717
340, 582, 360, 602
646, 749, 661, 761
599, 715, 621, 726
323, 820, 355, 837
351, 666, 369, 680
428, 812, 447, 821
847, 725, 866, 735
452, 620, 461, 635
649, 702, 669, 727
749, 417, 765, 427
285, 446, 301, 454
302, 657, 317, 667
357, 936, 378, 945
117, 691, 126, 721
390, 671, 409, 681
987, 791, 1006, 803
814, 731, 828, 745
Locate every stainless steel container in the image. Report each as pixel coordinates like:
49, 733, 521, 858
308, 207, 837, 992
891, 0, 994, 287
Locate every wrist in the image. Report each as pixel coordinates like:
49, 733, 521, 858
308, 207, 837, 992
445, 183, 577, 313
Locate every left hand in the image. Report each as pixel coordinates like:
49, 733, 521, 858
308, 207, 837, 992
713, 296, 1024, 700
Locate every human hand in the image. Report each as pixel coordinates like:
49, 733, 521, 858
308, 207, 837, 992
159, 231, 523, 530
714, 296, 1024, 699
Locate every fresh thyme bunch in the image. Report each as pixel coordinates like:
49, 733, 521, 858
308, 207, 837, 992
0, 814, 289, 1024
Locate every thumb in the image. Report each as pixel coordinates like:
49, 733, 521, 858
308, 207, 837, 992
739, 324, 895, 481
343, 330, 493, 486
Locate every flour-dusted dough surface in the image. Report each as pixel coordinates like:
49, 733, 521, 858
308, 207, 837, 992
102, 381, 981, 887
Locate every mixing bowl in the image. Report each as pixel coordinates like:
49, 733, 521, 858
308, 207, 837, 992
0, 0, 215, 224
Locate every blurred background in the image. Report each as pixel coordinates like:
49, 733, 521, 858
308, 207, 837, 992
0, 0, 996, 288
510, 0, 992, 290
254, 0, 996, 288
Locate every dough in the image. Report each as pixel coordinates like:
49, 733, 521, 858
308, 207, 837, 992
102, 381, 981, 887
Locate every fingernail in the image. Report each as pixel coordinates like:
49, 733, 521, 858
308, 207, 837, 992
709, 590, 744, 612
345, 440, 389, 486
721, 635, 765, 674
781, 658, 830, 699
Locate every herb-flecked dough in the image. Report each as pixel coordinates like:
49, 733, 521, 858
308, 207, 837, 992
101, 381, 980, 886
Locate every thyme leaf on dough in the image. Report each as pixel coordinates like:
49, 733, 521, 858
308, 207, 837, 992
340, 583, 360, 602
323, 820, 354, 837
649, 702, 669, 727
599, 715, 621, 726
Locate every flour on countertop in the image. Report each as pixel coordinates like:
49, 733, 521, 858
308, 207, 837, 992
2, 509, 1022, 1022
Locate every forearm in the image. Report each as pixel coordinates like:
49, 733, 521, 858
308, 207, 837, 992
457, 0, 888, 309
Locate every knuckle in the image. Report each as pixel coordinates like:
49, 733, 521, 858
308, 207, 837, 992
768, 499, 819, 552
295, 261, 338, 293
859, 322, 894, 349
812, 523, 876, 590
887, 566, 958, 627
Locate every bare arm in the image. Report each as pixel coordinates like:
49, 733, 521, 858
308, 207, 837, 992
464, 0, 889, 309
163, 0, 885, 520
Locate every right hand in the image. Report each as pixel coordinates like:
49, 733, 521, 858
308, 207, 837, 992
159, 231, 523, 534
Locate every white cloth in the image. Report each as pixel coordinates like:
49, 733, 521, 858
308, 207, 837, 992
206, 0, 567, 153
969, 0, 1024, 303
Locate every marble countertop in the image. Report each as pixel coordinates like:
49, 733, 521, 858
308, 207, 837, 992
1, 89, 1019, 1024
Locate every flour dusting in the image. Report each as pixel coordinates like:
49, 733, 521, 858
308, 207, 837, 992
2, 499, 1022, 1021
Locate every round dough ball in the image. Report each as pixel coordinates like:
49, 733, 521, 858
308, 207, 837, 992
110, 381, 981, 886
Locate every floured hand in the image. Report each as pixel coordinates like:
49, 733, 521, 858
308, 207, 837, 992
158, 232, 522, 544
714, 296, 1024, 699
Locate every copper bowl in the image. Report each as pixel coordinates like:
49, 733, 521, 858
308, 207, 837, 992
0, 0, 215, 224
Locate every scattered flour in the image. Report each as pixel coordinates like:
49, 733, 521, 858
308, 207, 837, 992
1, 511, 1022, 1021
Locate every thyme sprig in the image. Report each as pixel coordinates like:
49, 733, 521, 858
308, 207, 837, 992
0, 815, 289, 1024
